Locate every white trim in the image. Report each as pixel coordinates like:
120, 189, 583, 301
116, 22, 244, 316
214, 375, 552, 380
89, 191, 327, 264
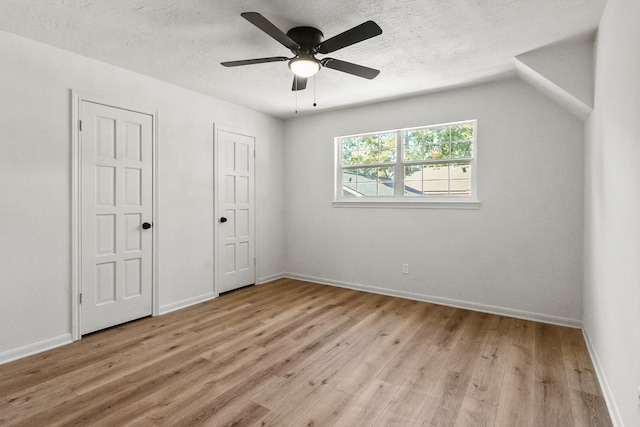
158, 292, 217, 315
258, 272, 285, 284
71, 91, 81, 341
283, 272, 582, 328
254, 133, 260, 288
213, 123, 218, 298
582, 328, 623, 427
332, 199, 481, 209
152, 111, 160, 317
71, 90, 159, 341
0, 334, 72, 366
71, 90, 158, 117
337, 119, 478, 140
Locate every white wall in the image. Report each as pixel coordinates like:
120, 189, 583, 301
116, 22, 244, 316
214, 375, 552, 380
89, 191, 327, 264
516, 36, 595, 110
584, 0, 640, 424
283, 78, 584, 325
0, 31, 285, 362
515, 36, 595, 120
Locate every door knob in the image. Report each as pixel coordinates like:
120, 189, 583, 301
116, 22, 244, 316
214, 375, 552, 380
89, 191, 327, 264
142, 222, 152, 230
220, 217, 228, 223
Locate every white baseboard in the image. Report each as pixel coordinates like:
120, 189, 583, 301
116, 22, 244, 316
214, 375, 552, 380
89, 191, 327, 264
283, 272, 582, 329
0, 333, 73, 366
258, 272, 285, 284
582, 328, 623, 427
158, 292, 217, 315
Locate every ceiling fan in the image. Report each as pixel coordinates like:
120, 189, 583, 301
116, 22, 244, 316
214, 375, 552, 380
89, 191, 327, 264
221, 12, 382, 91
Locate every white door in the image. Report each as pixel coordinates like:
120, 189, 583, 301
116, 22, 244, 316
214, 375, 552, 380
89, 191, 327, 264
216, 129, 256, 293
81, 101, 153, 334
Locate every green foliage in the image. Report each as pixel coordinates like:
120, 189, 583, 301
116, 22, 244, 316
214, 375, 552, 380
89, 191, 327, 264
404, 124, 473, 162
341, 132, 397, 177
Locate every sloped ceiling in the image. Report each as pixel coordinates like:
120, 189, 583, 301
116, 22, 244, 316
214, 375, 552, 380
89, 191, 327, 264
516, 36, 596, 120
0, 0, 606, 118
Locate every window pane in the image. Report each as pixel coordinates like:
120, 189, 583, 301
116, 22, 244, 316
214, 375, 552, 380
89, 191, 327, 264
432, 126, 450, 144
404, 166, 422, 182
422, 163, 449, 195
342, 150, 359, 165
450, 163, 471, 195
378, 166, 394, 180
403, 163, 449, 196
403, 144, 424, 161
450, 141, 472, 159
358, 135, 378, 151
423, 179, 449, 195
404, 130, 423, 146
347, 138, 359, 149
342, 138, 358, 152
379, 149, 396, 163
341, 137, 358, 166
403, 126, 455, 161
404, 166, 422, 196
425, 143, 447, 160
450, 123, 474, 142
342, 170, 358, 197
358, 150, 377, 165
356, 180, 377, 196
342, 168, 394, 196
403, 124, 474, 161
342, 132, 397, 166
379, 132, 397, 149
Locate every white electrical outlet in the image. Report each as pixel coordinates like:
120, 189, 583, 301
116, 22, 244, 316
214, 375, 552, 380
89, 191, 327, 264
402, 263, 409, 274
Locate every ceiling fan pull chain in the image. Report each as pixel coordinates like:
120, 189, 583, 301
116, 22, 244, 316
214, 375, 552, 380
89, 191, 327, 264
295, 76, 298, 114
313, 75, 317, 107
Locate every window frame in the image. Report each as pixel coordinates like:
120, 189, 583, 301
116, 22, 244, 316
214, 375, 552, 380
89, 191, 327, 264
333, 120, 480, 209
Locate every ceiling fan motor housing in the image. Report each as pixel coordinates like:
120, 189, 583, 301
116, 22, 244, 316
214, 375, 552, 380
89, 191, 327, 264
286, 26, 324, 54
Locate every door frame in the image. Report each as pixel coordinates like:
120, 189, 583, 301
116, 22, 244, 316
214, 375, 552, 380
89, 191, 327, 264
213, 124, 258, 296
71, 90, 159, 341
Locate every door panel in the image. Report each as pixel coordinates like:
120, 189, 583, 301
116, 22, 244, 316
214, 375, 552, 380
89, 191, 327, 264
81, 101, 153, 334
217, 129, 255, 293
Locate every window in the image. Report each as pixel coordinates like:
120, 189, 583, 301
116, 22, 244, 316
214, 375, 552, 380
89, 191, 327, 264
335, 120, 478, 208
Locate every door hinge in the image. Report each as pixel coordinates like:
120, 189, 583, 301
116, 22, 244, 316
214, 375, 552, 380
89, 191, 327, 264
79, 120, 82, 131
79, 292, 83, 304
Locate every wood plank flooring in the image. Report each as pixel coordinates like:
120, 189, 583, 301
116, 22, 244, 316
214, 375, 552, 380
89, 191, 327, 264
0, 278, 612, 426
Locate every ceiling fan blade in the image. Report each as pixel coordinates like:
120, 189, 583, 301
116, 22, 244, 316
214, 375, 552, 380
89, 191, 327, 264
221, 56, 289, 67
241, 12, 299, 50
322, 58, 380, 79
291, 76, 308, 91
317, 21, 382, 54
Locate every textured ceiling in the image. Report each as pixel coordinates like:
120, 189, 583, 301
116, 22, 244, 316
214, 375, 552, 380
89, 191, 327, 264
0, 0, 606, 118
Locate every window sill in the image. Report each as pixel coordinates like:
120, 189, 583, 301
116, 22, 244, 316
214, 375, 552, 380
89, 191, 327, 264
332, 198, 482, 210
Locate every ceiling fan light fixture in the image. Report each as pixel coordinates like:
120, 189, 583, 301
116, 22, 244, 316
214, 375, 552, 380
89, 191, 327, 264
289, 55, 320, 77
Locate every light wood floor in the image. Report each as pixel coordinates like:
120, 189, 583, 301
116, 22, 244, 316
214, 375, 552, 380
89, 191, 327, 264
0, 278, 612, 426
